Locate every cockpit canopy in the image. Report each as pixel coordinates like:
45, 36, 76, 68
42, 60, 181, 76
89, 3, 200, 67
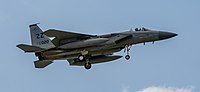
135, 27, 150, 31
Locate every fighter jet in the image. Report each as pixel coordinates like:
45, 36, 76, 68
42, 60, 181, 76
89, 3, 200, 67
17, 24, 177, 69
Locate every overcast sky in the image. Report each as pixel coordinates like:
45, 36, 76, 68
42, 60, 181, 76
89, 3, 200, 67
0, 0, 199, 92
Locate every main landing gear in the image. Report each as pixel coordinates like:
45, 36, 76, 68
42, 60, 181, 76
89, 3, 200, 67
77, 54, 92, 70
78, 50, 92, 69
124, 45, 132, 60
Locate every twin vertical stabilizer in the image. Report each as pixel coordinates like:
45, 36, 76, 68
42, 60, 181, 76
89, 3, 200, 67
29, 24, 55, 49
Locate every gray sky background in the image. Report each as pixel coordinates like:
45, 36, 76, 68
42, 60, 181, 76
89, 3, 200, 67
0, 0, 199, 92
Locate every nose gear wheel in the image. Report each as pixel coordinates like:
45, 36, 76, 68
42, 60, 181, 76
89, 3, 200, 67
125, 55, 130, 60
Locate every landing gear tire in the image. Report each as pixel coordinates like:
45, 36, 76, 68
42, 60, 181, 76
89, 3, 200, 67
78, 55, 84, 61
84, 62, 92, 70
125, 55, 130, 60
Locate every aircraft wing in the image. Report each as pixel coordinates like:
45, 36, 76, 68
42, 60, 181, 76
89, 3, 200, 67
43, 29, 96, 46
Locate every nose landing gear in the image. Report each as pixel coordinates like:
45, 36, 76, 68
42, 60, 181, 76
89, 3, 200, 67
124, 45, 132, 60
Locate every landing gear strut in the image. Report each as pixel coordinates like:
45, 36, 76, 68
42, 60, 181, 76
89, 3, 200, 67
124, 45, 132, 60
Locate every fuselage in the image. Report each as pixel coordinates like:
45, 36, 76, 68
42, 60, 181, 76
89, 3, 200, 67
40, 30, 177, 60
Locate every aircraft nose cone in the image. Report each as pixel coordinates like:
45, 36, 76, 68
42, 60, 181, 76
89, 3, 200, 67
159, 31, 177, 40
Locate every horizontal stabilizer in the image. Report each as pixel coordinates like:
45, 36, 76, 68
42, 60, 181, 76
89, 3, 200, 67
34, 60, 53, 68
16, 44, 45, 52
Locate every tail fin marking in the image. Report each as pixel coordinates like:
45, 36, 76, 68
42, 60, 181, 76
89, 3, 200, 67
29, 24, 55, 49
